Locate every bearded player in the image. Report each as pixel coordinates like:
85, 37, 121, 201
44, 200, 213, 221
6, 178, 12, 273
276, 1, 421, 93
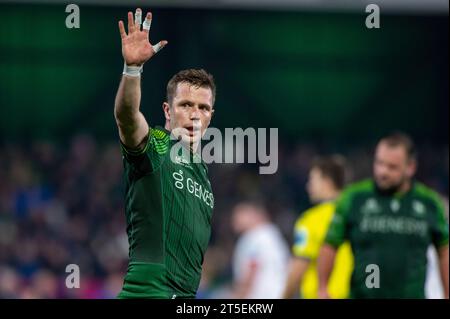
318, 133, 449, 298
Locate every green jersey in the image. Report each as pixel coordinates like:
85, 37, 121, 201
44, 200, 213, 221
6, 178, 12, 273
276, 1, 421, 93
117, 126, 214, 299
325, 179, 449, 299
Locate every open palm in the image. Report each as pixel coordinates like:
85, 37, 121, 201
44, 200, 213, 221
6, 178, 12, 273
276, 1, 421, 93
118, 10, 167, 66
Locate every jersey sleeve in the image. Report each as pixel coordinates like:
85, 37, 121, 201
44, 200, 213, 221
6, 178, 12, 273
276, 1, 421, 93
292, 215, 318, 260
120, 127, 170, 175
429, 195, 449, 248
324, 191, 352, 248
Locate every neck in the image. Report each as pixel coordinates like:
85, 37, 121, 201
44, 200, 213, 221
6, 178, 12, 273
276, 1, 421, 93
246, 220, 268, 232
320, 188, 340, 202
397, 180, 412, 195
164, 121, 171, 132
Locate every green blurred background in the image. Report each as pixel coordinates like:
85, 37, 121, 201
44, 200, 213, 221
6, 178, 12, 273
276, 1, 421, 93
0, 3, 447, 145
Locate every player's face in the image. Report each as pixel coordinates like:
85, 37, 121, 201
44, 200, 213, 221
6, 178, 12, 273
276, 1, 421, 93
373, 142, 416, 193
164, 82, 214, 147
231, 205, 257, 234
306, 167, 327, 204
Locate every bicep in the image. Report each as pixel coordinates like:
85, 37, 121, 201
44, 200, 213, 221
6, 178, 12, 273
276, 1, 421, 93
117, 111, 149, 150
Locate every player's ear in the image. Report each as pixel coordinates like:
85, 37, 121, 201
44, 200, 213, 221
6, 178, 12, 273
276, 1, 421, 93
163, 102, 170, 121
208, 109, 215, 126
407, 158, 417, 178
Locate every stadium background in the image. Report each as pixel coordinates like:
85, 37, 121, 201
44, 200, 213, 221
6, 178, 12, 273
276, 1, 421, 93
0, 1, 448, 298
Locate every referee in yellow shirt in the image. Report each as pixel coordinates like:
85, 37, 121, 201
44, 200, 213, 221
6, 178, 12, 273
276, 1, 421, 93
283, 155, 353, 299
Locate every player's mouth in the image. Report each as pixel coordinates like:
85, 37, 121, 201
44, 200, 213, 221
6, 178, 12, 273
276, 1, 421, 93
184, 125, 201, 136
184, 126, 194, 136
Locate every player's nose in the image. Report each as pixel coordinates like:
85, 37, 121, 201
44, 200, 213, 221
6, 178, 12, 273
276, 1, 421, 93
189, 107, 201, 120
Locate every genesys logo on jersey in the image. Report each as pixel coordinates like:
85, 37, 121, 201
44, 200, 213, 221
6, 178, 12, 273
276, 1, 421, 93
172, 170, 214, 209
173, 155, 191, 169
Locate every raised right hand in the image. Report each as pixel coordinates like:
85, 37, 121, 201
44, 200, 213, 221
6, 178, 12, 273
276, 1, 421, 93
118, 9, 168, 66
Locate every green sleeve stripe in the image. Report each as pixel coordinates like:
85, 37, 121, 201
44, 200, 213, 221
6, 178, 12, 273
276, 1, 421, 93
153, 131, 170, 154
414, 182, 440, 198
154, 140, 168, 147
154, 141, 169, 154
154, 145, 168, 152
337, 179, 373, 216
153, 128, 168, 139
414, 183, 446, 213
121, 127, 171, 157
414, 183, 447, 224
345, 179, 373, 194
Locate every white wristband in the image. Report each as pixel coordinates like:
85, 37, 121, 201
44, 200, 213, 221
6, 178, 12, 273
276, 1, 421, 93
122, 63, 143, 77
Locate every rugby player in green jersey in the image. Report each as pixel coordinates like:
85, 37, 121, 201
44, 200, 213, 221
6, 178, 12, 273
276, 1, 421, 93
318, 133, 449, 299
114, 8, 216, 298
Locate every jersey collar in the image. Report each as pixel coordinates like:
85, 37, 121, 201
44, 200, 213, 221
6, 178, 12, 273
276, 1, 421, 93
157, 125, 207, 169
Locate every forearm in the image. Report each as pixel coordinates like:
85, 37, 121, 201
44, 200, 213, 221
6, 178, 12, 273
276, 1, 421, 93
283, 272, 300, 299
114, 75, 141, 128
233, 262, 258, 299
114, 75, 148, 148
115, 9, 167, 148
438, 245, 449, 298
233, 276, 254, 299
282, 258, 309, 299
317, 244, 337, 291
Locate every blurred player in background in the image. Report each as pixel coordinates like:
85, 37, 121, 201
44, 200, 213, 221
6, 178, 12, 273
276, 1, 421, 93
283, 155, 353, 299
230, 201, 289, 298
114, 8, 216, 298
425, 195, 449, 299
318, 133, 449, 299
426, 245, 445, 298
